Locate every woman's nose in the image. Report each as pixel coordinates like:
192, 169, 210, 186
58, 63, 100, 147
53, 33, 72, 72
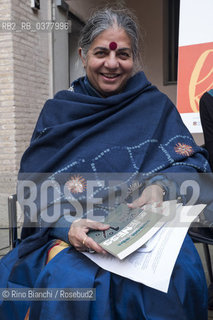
104, 53, 119, 69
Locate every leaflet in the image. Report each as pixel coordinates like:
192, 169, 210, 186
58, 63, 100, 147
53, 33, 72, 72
88, 203, 167, 259
83, 201, 205, 293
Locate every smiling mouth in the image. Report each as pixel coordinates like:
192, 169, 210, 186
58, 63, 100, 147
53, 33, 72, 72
101, 73, 120, 79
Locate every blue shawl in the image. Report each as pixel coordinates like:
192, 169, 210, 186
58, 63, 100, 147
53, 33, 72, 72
17, 71, 210, 256
19, 72, 208, 174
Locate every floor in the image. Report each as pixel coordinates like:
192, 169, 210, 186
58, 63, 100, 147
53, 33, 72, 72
0, 228, 213, 319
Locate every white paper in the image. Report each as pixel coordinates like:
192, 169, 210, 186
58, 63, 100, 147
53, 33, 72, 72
83, 201, 206, 293
136, 226, 164, 253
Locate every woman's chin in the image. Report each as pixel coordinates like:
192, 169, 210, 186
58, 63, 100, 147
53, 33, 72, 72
98, 84, 124, 97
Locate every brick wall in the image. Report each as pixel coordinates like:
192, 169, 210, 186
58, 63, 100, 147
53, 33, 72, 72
0, 0, 15, 226
12, 0, 51, 169
0, 0, 51, 227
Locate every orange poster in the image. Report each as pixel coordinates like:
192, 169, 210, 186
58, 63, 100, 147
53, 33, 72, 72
177, 0, 213, 132
177, 42, 213, 114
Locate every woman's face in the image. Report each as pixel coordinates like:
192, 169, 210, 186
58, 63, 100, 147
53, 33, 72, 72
79, 27, 134, 97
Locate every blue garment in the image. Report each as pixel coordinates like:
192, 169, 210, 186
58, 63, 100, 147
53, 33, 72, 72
208, 89, 213, 97
19, 72, 208, 176
0, 72, 210, 319
17, 72, 210, 247
0, 236, 208, 320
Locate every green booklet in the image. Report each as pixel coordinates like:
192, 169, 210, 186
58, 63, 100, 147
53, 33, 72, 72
88, 203, 166, 260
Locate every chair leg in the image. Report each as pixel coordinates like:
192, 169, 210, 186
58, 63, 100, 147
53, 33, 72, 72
203, 243, 213, 283
8, 194, 18, 249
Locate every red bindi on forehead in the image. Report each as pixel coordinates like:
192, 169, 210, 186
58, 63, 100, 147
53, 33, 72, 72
109, 42, 117, 50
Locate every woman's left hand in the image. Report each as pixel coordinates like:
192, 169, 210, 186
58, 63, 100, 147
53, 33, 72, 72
68, 219, 110, 254
127, 184, 164, 209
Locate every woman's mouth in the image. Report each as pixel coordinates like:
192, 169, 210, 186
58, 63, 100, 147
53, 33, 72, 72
101, 73, 120, 79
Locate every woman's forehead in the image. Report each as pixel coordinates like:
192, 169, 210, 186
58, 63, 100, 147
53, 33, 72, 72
90, 27, 132, 49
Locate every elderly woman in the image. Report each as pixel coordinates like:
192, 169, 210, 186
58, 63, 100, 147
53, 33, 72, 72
0, 7, 211, 320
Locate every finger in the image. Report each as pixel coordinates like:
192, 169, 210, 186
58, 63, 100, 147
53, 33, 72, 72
71, 219, 110, 232
71, 234, 90, 252
127, 197, 145, 209
75, 234, 104, 253
155, 201, 163, 208
84, 220, 110, 230
143, 202, 163, 214
85, 237, 108, 255
82, 235, 88, 246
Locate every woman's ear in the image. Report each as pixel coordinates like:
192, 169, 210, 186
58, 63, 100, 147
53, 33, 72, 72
78, 48, 86, 68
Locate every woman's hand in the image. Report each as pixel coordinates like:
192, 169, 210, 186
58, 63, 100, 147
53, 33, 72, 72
68, 219, 110, 254
127, 184, 164, 209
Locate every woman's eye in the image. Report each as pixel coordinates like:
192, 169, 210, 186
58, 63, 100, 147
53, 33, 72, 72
94, 51, 106, 57
118, 52, 130, 59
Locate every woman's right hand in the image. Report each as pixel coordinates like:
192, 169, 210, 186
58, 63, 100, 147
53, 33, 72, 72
68, 219, 110, 254
127, 184, 164, 209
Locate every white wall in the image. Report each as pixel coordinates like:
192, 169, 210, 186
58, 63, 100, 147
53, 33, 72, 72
126, 0, 177, 105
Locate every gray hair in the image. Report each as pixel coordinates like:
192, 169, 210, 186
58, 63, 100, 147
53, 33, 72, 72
79, 7, 143, 71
